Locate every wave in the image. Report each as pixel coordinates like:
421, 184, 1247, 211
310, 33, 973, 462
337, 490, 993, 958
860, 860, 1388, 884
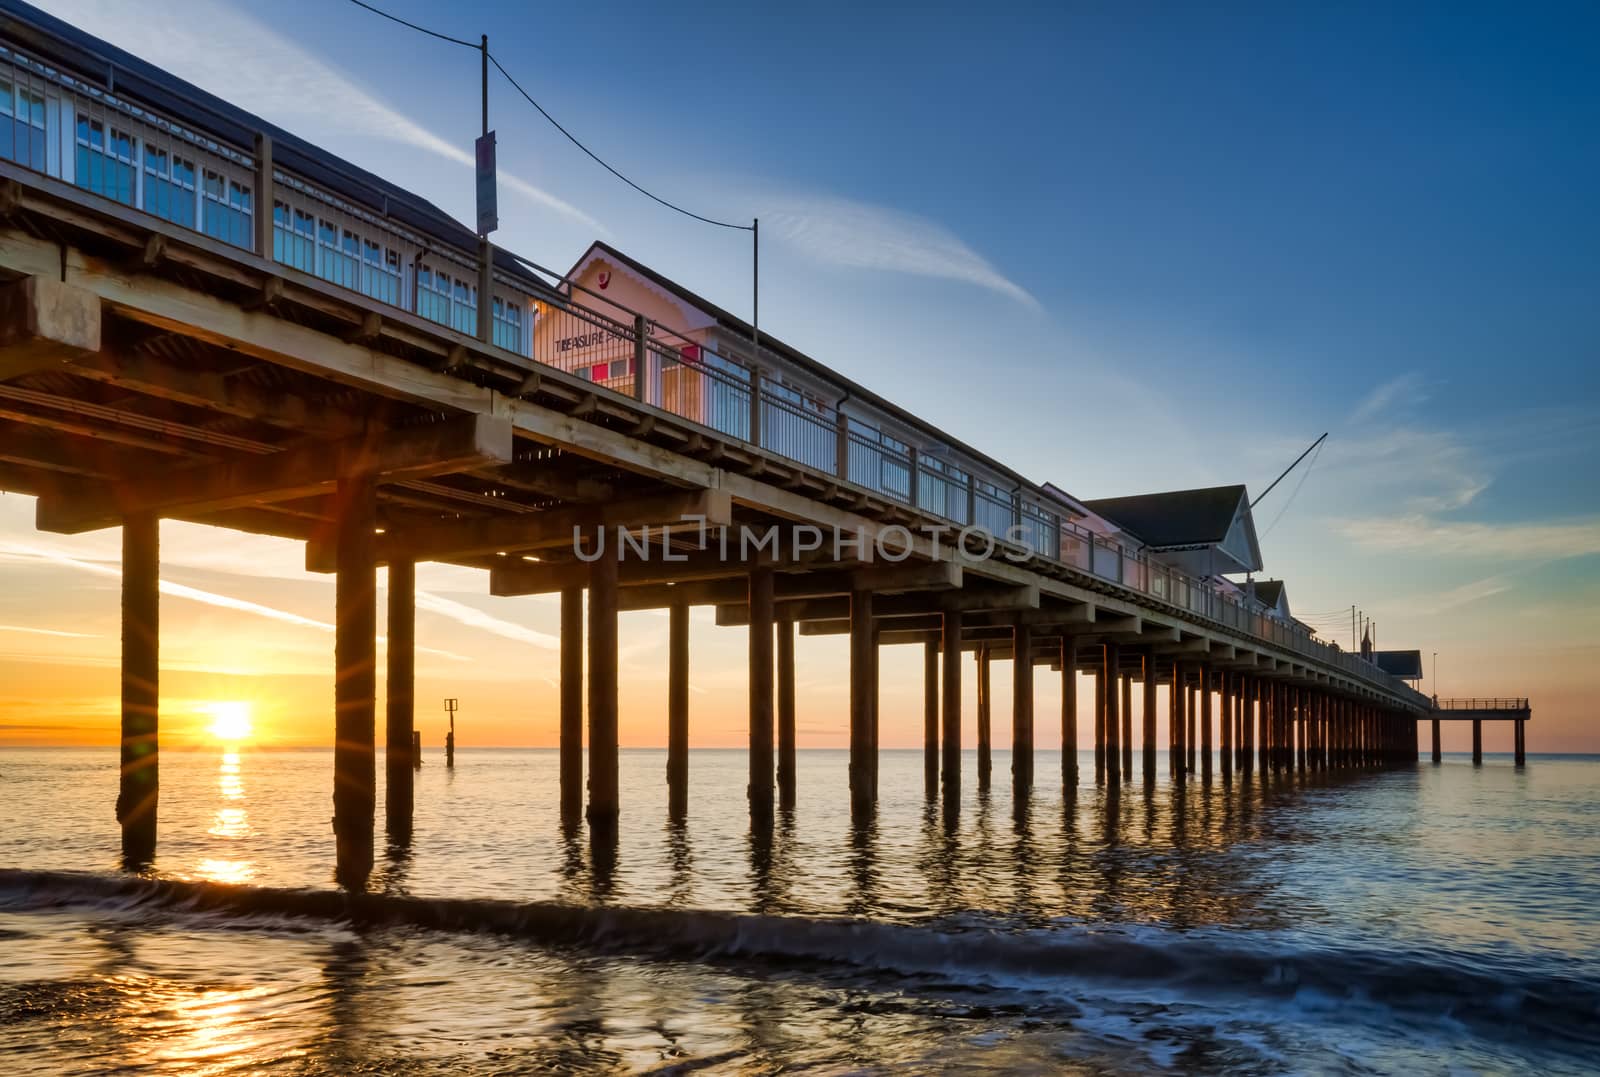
3, 867, 1596, 1050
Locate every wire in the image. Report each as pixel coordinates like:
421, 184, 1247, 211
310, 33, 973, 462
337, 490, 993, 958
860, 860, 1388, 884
487, 54, 752, 231
1259, 438, 1324, 540
343, 0, 478, 49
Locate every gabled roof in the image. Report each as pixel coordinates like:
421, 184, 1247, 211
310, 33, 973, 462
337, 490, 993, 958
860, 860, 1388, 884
1082, 485, 1263, 572
1252, 579, 1286, 611
1373, 650, 1425, 680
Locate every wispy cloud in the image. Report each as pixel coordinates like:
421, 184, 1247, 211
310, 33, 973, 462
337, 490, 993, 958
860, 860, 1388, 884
765, 195, 1037, 308
1320, 427, 1490, 513
0, 624, 98, 639
32, 0, 602, 232
1349, 371, 1428, 425
1338, 515, 1600, 560
415, 590, 559, 650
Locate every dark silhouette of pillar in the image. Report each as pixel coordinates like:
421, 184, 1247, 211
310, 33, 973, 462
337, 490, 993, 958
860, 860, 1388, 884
560, 585, 584, 824
1472, 718, 1483, 766
385, 557, 415, 836
849, 589, 875, 814
333, 478, 377, 887
1120, 670, 1133, 780
777, 611, 796, 811
941, 608, 963, 799
1430, 717, 1441, 764
668, 599, 689, 816
1103, 643, 1121, 786
748, 566, 775, 822
1092, 661, 1106, 784
1170, 661, 1186, 781
587, 550, 619, 826
1514, 718, 1526, 766
1200, 664, 1213, 781
118, 514, 160, 865
1061, 637, 1078, 787
976, 642, 992, 790
1142, 649, 1157, 781
924, 637, 940, 796
1013, 621, 1034, 794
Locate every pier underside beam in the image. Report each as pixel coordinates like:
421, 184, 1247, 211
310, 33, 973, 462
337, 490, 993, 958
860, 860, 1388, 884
587, 553, 619, 827
117, 513, 159, 865
667, 598, 689, 818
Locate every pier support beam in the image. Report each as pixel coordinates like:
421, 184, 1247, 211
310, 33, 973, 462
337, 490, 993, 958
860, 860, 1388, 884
1472, 719, 1483, 766
1430, 717, 1440, 766
1093, 661, 1106, 784
668, 599, 689, 817
1200, 664, 1213, 781
941, 608, 963, 801
1219, 672, 1233, 779
1514, 719, 1526, 767
1142, 649, 1157, 782
849, 589, 875, 815
748, 566, 776, 823
976, 642, 992, 791
560, 586, 584, 824
384, 557, 415, 836
332, 478, 377, 888
117, 514, 160, 866
924, 638, 940, 797
1061, 638, 1079, 789
1120, 670, 1133, 781
1012, 621, 1034, 795
587, 551, 619, 827
1104, 643, 1121, 786
1170, 662, 1186, 782
776, 611, 796, 811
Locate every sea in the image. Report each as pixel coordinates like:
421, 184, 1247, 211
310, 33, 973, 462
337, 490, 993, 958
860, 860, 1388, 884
1, 747, 1597, 1074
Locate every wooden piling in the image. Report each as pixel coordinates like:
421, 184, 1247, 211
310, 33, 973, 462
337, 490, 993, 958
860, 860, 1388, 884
1120, 670, 1133, 780
1219, 671, 1233, 777
850, 589, 875, 813
1142, 649, 1157, 781
560, 585, 584, 824
777, 611, 796, 810
1013, 621, 1034, 794
1104, 643, 1120, 786
748, 566, 776, 821
1187, 682, 1198, 775
384, 557, 415, 834
117, 513, 159, 864
668, 599, 690, 813
1200, 664, 1213, 781
1170, 661, 1186, 781
332, 477, 377, 885
924, 638, 940, 796
1093, 662, 1106, 784
1061, 637, 1079, 788
976, 642, 992, 790
941, 607, 963, 799
1472, 718, 1483, 766
1514, 719, 1526, 766
586, 550, 619, 826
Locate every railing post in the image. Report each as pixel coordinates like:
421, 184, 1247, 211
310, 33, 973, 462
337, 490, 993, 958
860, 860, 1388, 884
834, 407, 850, 480
253, 133, 273, 260
632, 313, 648, 403
907, 444, 920, 508
748, 366, 762, 447
966, 473, 977, 526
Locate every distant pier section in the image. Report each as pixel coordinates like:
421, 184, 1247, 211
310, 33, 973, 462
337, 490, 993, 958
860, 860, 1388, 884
1428, 698, 1532, 766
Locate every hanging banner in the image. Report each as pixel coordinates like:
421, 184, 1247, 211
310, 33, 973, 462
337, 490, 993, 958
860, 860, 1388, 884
475, 130, 498, 236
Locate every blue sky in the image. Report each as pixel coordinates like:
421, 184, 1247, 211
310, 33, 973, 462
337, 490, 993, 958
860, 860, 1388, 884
6, 0, 1598, 746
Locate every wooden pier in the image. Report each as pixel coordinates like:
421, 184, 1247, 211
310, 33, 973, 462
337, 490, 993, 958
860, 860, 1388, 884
1428, 699, 1532, 766
0, 7, 1449, 881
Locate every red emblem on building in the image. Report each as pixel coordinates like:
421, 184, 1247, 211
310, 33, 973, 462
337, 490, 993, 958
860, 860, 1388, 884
597, 271, 611, 290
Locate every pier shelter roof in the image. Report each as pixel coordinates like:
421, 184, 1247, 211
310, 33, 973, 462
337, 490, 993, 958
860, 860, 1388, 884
1373, 650, 1425, 681
1082, 485, 1264, 577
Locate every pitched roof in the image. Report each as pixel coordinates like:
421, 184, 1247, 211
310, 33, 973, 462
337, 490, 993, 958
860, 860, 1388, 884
1081, 485, 1250, 549
1251, 579, 1286, 610
1373, 650, 1425, 679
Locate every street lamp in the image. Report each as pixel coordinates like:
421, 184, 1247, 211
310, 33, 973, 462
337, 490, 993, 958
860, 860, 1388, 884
1432, 652, 1438, 704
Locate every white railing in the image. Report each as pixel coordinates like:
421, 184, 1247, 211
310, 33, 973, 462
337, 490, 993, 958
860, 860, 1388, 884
0, 31, 1427, 707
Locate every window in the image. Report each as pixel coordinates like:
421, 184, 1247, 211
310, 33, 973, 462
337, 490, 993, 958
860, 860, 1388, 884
492, 296, 523, 352
273, 202, 315, 272
202, 169, 252, 248
142, 145, 196, 228
416, 262, 453, 326
76, 113, 136, 205
360, 239, 401, 305
0, 80, 47, 170
451, 276, 477, 336
315, 218, 356, 288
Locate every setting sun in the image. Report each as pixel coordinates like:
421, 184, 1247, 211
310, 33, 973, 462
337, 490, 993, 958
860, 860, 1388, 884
203, 701, 254, 742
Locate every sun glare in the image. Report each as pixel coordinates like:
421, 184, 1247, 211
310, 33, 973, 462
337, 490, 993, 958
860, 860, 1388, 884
203, 701, 253, 742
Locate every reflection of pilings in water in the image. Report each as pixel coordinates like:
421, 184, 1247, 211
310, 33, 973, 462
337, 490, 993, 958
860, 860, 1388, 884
846, 816, 879, 917
589, 821, 618, 903
665, 816, 694, 907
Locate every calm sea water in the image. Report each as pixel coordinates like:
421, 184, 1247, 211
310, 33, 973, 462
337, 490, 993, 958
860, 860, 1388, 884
1, 747, 1597, 1073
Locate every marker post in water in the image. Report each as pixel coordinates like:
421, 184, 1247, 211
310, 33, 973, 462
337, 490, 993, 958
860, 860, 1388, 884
444, 698, 458, 769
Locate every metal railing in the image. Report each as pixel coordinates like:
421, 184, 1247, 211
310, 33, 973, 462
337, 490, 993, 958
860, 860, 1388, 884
1434, 699, 1531, 712
0, 31, 1429, 707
